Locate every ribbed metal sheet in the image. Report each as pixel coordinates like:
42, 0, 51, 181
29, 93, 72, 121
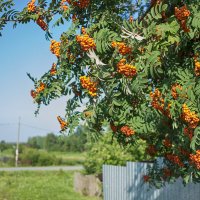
103, 165, 127, 200
103, 162, 200, 200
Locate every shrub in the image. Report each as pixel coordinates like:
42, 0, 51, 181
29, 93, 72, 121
84, 133, 150, 175
19, 148, 57, 166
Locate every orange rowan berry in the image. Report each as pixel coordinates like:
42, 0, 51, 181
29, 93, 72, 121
163, 168, 172, 178
129, 16, 133, 22
36, 17, 48, 31
161, 11, 167, 20
71, 0, 90, 8
60, 0, 69, 11
194, 60, 200, 76
171, 84, 182, 99
30, 90, 37, 99
76, 34, 96, 51
57, 116, 68, 131
165, 153, 184, 167
117, 59, 137, 78
175, 5, 190, 21
50, 63, 57, 75
110, 122, 118, 132
150, 0, 162, 6
50, 40, 61, 57
146, 145, 157, 156
175, 5, 190, 32
150, 89, 171, 117
80, 76, 97, 97
120, 125, 135, 136
183, 127, 193, 140
181, 104, 199, 129
163, 138, 172, 148
179, 147, 190, 157
81, 27, 87, 34
72, 14, 77, 22
190, 150, 200, 170
27, 0, 36, 12
150, 89, 164, 111
111, 41, 132, 55
36, 82, 46, 93
143, 175, 150, 182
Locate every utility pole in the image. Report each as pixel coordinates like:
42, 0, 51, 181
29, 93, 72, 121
15, 117, 20, 167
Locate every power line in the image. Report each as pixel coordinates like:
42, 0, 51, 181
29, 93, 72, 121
21, 123, 57, 133
0, 123, 15, 126
0, 122, 57, 133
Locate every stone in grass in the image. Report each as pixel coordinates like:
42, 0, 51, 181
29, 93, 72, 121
74, 172, 102, 198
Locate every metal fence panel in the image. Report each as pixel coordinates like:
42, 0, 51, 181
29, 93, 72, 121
103, 165, 127, 200
103, 162, 200, 200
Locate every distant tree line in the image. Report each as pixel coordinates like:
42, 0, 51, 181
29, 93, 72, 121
0, 140, 13, 152
27, 125, 88, 152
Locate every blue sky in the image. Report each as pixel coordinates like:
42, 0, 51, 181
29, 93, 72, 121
0, 1, 70, 142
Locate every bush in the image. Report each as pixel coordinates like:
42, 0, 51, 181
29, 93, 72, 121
19, 148, 57, 166
84, 132, 150, 175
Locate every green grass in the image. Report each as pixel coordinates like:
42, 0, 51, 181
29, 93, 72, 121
0, 149, 86, 167
0, 170, 100, 200
51, 151, 86, 165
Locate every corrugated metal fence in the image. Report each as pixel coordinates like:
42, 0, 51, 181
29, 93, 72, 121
103, 162, 200, 200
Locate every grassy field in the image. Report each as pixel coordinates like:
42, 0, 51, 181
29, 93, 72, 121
0, 150, 86, 167
0, 170, 100, 200
52, 151, 86, 165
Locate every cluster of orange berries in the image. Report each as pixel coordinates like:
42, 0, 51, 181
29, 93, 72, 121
72, 14, 77, 22
76, 34, 96, 51
50, 40, 61, 57
30, 82, 46, 99
31, 90, 37, 99
171, 84, 182, 99
27, 1, 48, 31
120, 125, 135, 137
67, 0, 90, 9
66, 49, 75, 61
36, 82, 46, 93
190, 150, 200, 170
183, 127, 193, 140
163, 138, 172, 148
27, 0, 36, 12
150, 89, 171, 117
57, 116, 68, 131
110, 122, 118, 132
50, 63, 57, 75
111, 41, 132, 55
129, 16, 133, 22
179, 147, 190, 157
117, 59, 137, 78
81, 27, 87, 34
143, 175, 150, 182
175, 5, 190, 32
150, 0, 162, 6
165, 154, 184, 167
60, 0, 69, 11
79, 76, 97, 97
163, 168, 172, 178
194, 57, 200, 76
181, 104, 199, 129
36, 17, 48, 31
146, 145, 157, 156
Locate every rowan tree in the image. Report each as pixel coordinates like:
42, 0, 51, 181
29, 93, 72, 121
1, 0, 200, 187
